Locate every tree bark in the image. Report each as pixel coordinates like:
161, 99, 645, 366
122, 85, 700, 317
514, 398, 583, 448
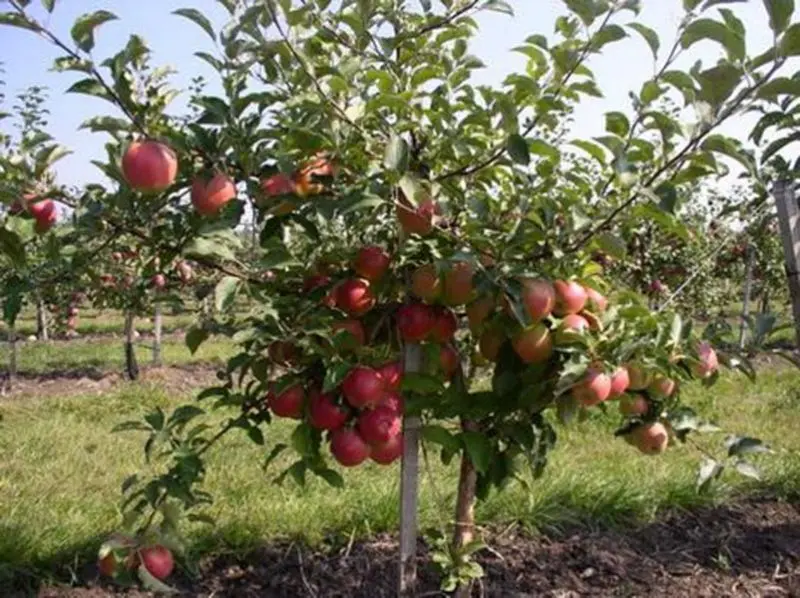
35, 296, 49, 342
152, 303, 163, 366
124, 311, 139, 380
452, 419, 479, 598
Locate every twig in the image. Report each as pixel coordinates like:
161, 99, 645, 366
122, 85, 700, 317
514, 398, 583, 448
296, 545, 318, 598
400, 0, 482, 40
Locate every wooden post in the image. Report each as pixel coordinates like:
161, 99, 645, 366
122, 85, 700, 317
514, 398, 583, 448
739, 243, 754, 349
123, 311, 139, 380
35, 295, 48, 342
398, 341, 422, 596
152, 302, 163, 366
773, 180, 800, 348
8, 321, 17, 388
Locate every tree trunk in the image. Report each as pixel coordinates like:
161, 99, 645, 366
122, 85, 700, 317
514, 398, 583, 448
35, 296, 49, 342
124, 311, 139, 380
452, 419, 479, 598
761, 291, 770, 315
8, 321, 18, 389
152, 303, 163, 367
739, 244, 754, 349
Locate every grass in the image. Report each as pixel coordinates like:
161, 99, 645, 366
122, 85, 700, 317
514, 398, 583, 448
2, 360, 800, 588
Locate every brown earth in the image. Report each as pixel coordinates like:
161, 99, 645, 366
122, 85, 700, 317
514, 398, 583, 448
12, 496, 800, 598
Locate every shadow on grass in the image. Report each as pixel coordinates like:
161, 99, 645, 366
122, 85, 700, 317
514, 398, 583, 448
4, 491, 800, 597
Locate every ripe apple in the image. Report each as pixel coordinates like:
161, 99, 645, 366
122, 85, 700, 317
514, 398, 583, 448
430, 306, 458, 343
377, 360, 403, 390
626, 364, 652, 391
396, 303, 436, 342
308, 388, 348, 431
466, 296, 495, 333
649, 375, 676, 398
572, 368, 612, 406
191, 172, 236, 216
176, 261, 194, 284
330, 428, 371, 466
553, 280, 588, 315
411, 264, 441, 302
370, 433, 404, 465
630, 422, 669, 455
585, 286, 608, 312
293, 155, 336, 197
649, 279, 666, 295
521, 278, 555, 322
555, 313, 589, 343
139, 545, 174, 580
30, 199, 56, 233
619, 394, 649, 417
121, 140, 178, 193
692, 341, 719, 379
512, 324, 553, 364
479, 326, 504, 362
332, 319, 366, 348
379, 390, 404, 414
342, 366, 386, 408
442, 261, 475, 306
261, 172, 296, 197
267, 383, 305, 419
357, 406, 402, 446
439, 344, 460, 378
151, 274, 167, 289
353, 246, 391, 282
609, 367, 630, 398
335, 278, 376, 317
396, 196, 436, 236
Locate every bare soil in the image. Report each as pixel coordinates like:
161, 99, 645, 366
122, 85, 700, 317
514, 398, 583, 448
14, 496, 800, 597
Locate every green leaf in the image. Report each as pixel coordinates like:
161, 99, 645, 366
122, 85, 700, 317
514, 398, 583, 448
167, 406, 205, 427
291, 423, 314, 457
71, 10, 118, 52
79, 116, 130, 134
401, 372, 445, 394
0, 13, 38, 31
684, 0, 703, 9
287, 461, 307, 486
0, 228, 27, 268
506, 134, 530, 165
756, 76, 800, 100
185, 327, 209, 355
594, 232, 627, 259
316, 468, 344, 488
173, 8, 216, 41
591, 24, 627, 50
263, 443, 288, 471
66, 79, 115, 103
696, 458, 724, 493
42, 0, 56, 13
247, 426, 265, 445
727, 436, 771, 456
144, 408, 165, 431
734, 460, 762, 480
604, 111, 630, 137
323, 362, 351, 392
483, 0, 514, 16
762, 130, 800, 163
384, 133, 409, 173
422, 425, 461, 454
763, 0, 795, 34
569, 139, 607, 164
681, 18, 744, 61
214, 276, 240, 312
460, 431, 492, 474
138, 564, 178, 594
697, 63, 742, 106
627, 22, 659, 59
701, 134, 755, 175
563, 0, 598, 25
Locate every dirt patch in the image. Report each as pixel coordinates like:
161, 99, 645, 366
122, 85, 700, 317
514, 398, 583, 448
0, 365, 219, 400
17, 496, 800, 597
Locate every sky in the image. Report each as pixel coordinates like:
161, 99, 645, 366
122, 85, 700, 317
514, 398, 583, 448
0, 0, 788, 189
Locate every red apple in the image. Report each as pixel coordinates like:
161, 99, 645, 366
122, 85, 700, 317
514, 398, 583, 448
303, 274, 331, 293
379, 390, 404, 415
191, 172, 236, 216
439, 344, 460, 378
609, 367, 630, 398
411, 264, 442, 302
585, 286, 608, 312
121, 140, 178, 193
370, 433, 404, 465
619, 394, 649, 417
308, 388, 348, 430
139, 545, 174, 580
335, 278, 376, 317
430, 306, 458, 343
555, 313, 590, 344
553, 280, 588, 315
397, 196, 436, 236
466, 296, 495, 333
261, 172, 296, 197
649, 375, 676, 398
396, 303, 436, 342
521, 278, 556, 322
267, 383, 305, 419
353, 246, 391, 282
512, 324, 553, 364
377, 361, 403, 390
151, 274, 167, 289
630, 422, 669, 455
332, 319, 366, 347
479, 326, 504, 362
692, 341, 719, 379
626, 364, 652, 391
341, 366, 386, 408
442, 261, 475, 306
330, 428, 371, 466
357, 406, 401, 446
572, 368, 611, 406
176, 261, 194, 284
649, 279, 666, 295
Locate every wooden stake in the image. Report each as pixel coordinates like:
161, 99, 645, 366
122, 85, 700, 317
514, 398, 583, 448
152, 302, 163, 366
8, 321, 17, 388
36, 295, 48, 342
739, 243, 754, 349
398, 342, 422, 596
123, 311, 139, 380
773, 180, 800, 348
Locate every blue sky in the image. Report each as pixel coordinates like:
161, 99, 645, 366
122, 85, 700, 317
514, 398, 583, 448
0, 0, 784, 188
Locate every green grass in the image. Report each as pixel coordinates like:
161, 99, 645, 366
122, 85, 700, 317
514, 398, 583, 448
0, 335, 236, 376
2, 362, 800, 587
